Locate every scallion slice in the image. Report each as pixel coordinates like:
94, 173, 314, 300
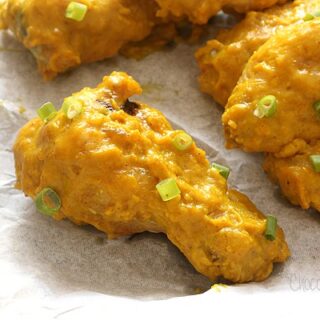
313, 100, 320, 115
304, 13, 315, 21
65, 2, 88, 22
310, 155, 320, 172
212, 163, 230, 179
254, 95, 278, 118
37, 102, 57, 122
265, 215, 277, 241
156, 178, 181, 201
172, 131, 193, 151
62, 97, 83, 119
35, 188, 61, 216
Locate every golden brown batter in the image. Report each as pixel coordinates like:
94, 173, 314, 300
223, 21, 320, 153
0, 0, 159, 79
196, 0, 320, 106
264, 141, 320, 211
156, 0, 289, 24
13, 72, 289, 283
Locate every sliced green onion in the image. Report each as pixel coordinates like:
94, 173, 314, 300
304, 13, 315, 21
310, 155, 320, 172
37, 102, 57, 122
65, 2, 88, 22
35, 188, 61, 216
172, 131, 193, 151
62, 97, 83, 119
265, 215, 277, 241
254, 95, 278, 118
212, 163, 230, 179
156, 178, 181, 201
313, 100, 320, 115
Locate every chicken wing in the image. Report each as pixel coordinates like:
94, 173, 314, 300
223, 20, 320, 153
13, 72, 289, 283
155, 0, 289, 25
223, 20, 320, 212
0, 0, 159, 79
196, 0, 320, 106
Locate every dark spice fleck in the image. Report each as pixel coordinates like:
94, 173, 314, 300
96, 99, 114, 111
122, 99, 140, 116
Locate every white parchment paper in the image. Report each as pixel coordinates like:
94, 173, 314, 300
1, 22, 320, 319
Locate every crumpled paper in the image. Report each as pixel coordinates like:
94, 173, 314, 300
1, 21, 320, 319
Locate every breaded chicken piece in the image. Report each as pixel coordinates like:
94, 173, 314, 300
0, 0, 158, 79
13, 72, 289, 283
155, 0, 289, 25
196, 0, 320, 106
223, 21, 320, 153
264, 140, 320, 211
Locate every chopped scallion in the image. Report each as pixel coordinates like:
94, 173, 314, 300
172, 131, 193, 151
304, 13, 315, 21
310, 155, 320, 173
265, 215, 277, 241
65, 2, 88, 22
35, 188, 61, 216
212, 163, 230, 179
254, 95, 278, 118
62, 97, 83, 119
156, 178, 181, 201
313, 100, 320, 115
37, 102, 57, 122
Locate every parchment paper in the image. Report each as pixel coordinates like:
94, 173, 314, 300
1, 20, 320, 319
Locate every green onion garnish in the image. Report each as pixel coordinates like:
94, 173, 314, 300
304, 13, 315, 21
65, 2, 88, 22
310, 155, 320, 172
156, 178, 181, 201
265, 215, 277, 241
172, 131, 193, 151
313, 100, 320, 115
62, 97, 83, 119
37, 102, 57, 122
254, 95, 278, 118
212, 163, 230, 179
35, 188, 61, 216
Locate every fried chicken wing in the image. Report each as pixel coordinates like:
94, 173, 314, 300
196, 0, 320, 106
0, 0, 159, 79
264, 141, 320, 211
155, 0, 289, 25
223, 21, 320, 153
13, 72, 289, 283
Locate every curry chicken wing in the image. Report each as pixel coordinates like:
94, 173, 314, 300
223, 21, 320, 153
155, 0, 289, 24
196, 0, 320, 106
0, 0, 159, 79
13, 72, 289, 283
222, 20, 320, 212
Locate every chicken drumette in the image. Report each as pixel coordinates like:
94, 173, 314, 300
13, 72, 289, 283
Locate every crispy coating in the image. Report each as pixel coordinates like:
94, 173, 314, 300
0, 0, 159, 79
264, 141, 320, 211
155, 0, 289, 24
13, 72, 289, 283
196, 0, 320, 106
223, 21, 320, 153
